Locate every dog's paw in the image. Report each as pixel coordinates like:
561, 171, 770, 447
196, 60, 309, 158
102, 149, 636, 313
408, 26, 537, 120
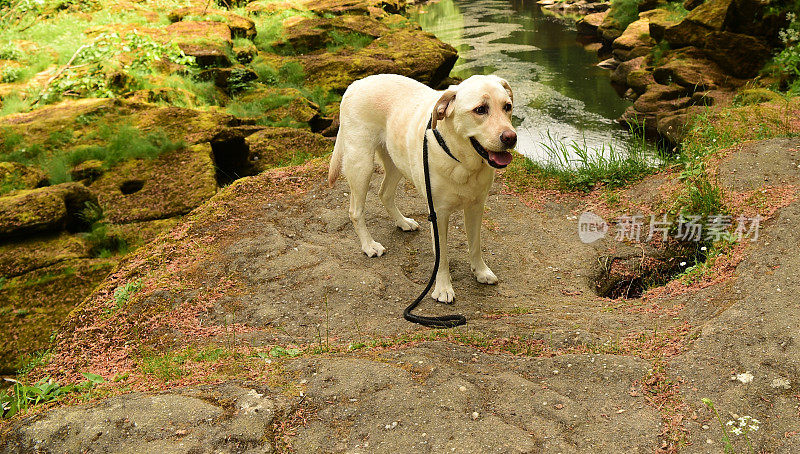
431, 283, 455, 303
473, 267, 498, 284
396, 217, 419, 231
362, 241, 386, 257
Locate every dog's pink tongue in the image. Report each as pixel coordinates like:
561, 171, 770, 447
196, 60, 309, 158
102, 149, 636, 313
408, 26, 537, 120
489, 151, 513, 166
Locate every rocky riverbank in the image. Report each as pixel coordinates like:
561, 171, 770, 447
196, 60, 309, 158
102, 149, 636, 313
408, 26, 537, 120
544, 0, 793, 145
0, 0, 457, 373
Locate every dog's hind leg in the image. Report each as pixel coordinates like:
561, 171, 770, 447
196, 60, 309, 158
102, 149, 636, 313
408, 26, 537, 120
342, 140, 385, 257
377, 150, 419, 232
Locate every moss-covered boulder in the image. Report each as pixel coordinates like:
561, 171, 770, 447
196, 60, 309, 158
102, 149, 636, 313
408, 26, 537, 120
0, 233, 89, 278
577, 11, 609, 35
274, 15, 388, 52
612, 17, 655, 61
301, 29, 457, 92
89, 143, 217, 224
632, 83, 692, 113
734, 88, 784, 105
245, 128, 333, 171
0, 258, 116, 374
197, 66, 259, 94
0, 162, 47, 195
610, 56, 646, 87
652, 47, 738, 90
662, 0, 732, 47
234, 87, 326, 128
0, 183, 96, 238
165, 21, 234, 67
246, 1, 304, 15
168, 8, 257, 40
1, 99, 243, 157
300, 0, 406, 16
106, 217, 182, 250
703, 31, 771, 78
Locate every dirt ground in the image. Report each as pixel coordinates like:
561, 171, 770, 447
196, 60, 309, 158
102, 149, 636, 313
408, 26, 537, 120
2, 139, 800, 453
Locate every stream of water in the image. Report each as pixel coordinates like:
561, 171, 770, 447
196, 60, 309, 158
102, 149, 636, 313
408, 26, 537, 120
410, 0, 635, 162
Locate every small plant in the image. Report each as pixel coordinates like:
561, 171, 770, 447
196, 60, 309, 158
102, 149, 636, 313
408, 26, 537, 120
775, 12, 800, 93
0, 372, 104, 419
702, 398, 761, 453
107, 279, 142, 314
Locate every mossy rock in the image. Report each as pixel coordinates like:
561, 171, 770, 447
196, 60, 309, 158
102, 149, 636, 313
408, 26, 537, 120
106, 217, 182, 250
246, 1, 305, 15
300, 0, 406, 16
662, 0, 733, 47
89, 143, 217, 224
245, 127, 333, 171
274, 15, 388, 52
236, 87, 323, 126
0, 232, 89, 278
1, 99, 241, 153
0, 258, 116, 374
166, 21, 234, 67
233, 41, 258, 64
125, 87, 199, 108
69, 159, 105, 183
0, 182, 96, 238
301, 29, 457, 92
734, 88, 784, 105
704, 31, 771, 79
0, 162, 47, 195
652, 47, 738, 90
197, 66, 259, 94
613, 17, 655, 52
168, 7, 257, 40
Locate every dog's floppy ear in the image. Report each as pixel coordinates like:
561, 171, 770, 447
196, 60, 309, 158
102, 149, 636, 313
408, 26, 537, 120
493, 76, 513, 102
431, 89, 456, 130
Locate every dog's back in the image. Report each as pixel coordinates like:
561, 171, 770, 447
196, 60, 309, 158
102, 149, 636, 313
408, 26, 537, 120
328, 75, 434, 187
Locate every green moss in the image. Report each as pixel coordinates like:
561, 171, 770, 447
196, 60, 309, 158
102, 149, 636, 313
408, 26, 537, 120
606, 0, 641, 32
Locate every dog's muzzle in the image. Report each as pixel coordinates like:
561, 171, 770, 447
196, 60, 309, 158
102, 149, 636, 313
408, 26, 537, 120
469, 137, 514, 169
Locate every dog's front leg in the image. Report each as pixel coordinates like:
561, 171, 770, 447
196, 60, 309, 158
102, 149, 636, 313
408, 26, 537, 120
430, 209, 455, 303
465, 203, 498, 284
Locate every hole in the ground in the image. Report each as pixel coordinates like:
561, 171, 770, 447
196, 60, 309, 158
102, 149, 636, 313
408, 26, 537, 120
211, 137, 255, 186
593, 241, 705, 299
119, 180, 144, 195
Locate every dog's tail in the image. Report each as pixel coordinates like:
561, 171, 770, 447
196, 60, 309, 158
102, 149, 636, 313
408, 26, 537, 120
327, 137, 343, 188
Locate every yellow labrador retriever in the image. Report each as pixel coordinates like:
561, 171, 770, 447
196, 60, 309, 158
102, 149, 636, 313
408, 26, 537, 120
328, 74, 516, 303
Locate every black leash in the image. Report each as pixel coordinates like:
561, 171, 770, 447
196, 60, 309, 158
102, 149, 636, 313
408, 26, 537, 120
403, 119, 467, 329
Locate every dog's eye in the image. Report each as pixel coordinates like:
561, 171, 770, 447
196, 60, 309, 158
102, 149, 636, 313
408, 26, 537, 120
504, 103, 512, 112
473, 105, 487, 115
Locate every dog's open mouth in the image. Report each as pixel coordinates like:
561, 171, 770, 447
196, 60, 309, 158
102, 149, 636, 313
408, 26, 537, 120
469, 137, 513, 168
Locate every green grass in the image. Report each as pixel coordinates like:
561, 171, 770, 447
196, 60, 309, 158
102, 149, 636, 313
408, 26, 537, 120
1, 123, 183, 184
507, 130, 661, 192
325, 30, 374, 52
140, 351, 185, 381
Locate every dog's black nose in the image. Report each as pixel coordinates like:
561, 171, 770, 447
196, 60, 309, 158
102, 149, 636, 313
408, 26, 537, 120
500, 130, 517, 148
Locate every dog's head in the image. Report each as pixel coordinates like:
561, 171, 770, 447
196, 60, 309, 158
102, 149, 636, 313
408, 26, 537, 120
431, 75, 516, 168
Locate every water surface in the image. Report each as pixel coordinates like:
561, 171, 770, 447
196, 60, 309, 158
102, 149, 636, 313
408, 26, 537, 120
410, 0, 633, 162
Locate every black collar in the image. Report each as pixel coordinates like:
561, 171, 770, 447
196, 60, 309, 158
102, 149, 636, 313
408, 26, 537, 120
426, 118, 507, 169
426, 118, 460, 163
